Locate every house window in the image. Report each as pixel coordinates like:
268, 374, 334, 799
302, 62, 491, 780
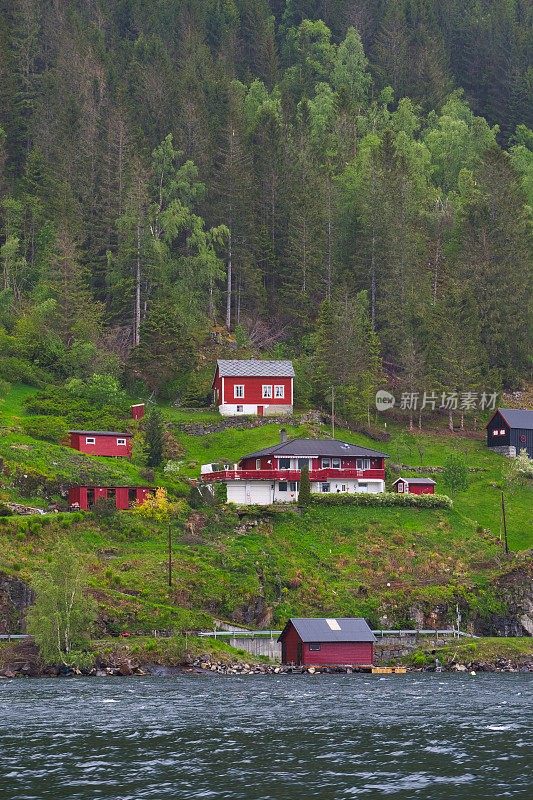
356, 458, 370, 470
289, 481, 298, 492
85, 437, 96, 445
500, 429, 505, 435
297, 458, 310, 470
279, 458, 291, 470
321, 458, 331, 468
262, 385, 272, 398
321, 483, 330, 493
397, 482, 404, 493
493, 430, 499, 436
234, 385, 244, 398
236, 405, 244, 413
117, 438, 127, 446
341, 484, 347, 492
332, 458, 341, 468
256, 459, 261, 470
309, 643, 321, 651
274, 385, 284, 398
278, 481, 288, 492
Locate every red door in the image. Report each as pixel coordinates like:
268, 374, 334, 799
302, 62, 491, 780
257, 405, 264, 416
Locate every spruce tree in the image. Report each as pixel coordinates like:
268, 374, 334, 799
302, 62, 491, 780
298, 463, 311, 508
145, 406, 164, 468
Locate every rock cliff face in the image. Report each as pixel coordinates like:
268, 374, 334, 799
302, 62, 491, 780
0, 573, 34, 633
476, 565, 533, 637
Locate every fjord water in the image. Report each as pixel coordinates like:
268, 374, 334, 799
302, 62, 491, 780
1, 674, 531, 800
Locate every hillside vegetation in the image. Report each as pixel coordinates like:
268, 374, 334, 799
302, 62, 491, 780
1, 384, 531, 639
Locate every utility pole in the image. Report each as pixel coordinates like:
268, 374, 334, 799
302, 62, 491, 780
501, 492, 509, 554
331, 386, 335, 440
168, 523, 173, 587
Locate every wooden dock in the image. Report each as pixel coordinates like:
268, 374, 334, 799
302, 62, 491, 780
371, 666, 407, 675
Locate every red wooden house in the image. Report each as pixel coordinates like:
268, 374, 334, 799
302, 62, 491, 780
392, 477, 436, 495
69, 430, 132, 457
201, 436, 388, 504
212, 359, 295, 416
278, 618, 375, 667
68, 486, 150, 511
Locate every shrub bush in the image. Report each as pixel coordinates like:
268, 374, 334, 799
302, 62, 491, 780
91, 497, 117, 520
0, 502, 13, 517
310, 492, 453, 509
20, 415, 69, 443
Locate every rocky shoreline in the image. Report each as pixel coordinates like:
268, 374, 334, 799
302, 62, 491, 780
1, 651, 532, 679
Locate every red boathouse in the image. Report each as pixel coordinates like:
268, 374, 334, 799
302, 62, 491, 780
392, 477, 436, 495
68, 486, 150, 511
278, 618, 375, 667
69, 430, 132, 457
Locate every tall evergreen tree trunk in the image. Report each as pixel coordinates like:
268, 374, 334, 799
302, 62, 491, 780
226, 228, 232, 330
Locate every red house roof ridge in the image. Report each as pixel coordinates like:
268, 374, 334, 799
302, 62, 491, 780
392, 477, 436, 485
278, 617, 376, 643
242, 437, 389, 461
215, 358, 295, 378
68, 429, 132, 436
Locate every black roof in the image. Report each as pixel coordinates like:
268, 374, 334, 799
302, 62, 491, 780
69, 430, 132, 437
278, 618, 376, 643
393, 477, 436, 485
242, 438, 389, 461
491, 408, 533, 430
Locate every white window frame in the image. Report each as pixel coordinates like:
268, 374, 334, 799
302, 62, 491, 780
321, 483, 330, 493
117, 438, 127, 446
321, 458, 331, 468
356, 458, 370, 470
274, 385, 285, 398
397, 482, 404, 493
278, 481, 288, 492
236, 404, 244, 413
332, 458, 341, 469
278, 458, 291, 470
493, 430, 499, 436
234, 384, 244, 399
256, 459, 261, 470
262, 384, 273, 399
499, 429, 505, 435
85, 437, 96, 445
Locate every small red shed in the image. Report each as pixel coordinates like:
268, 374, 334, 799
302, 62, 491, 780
68, 486, 150, 511
278, 618, 375, 667
131, 403, 145, 420
392, 477, 436, 495
69, 430, 132, 457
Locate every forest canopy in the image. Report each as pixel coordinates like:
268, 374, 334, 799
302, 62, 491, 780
0, 1, 531, 411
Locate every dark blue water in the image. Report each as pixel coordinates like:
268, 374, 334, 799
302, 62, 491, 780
1, 674, 531, 800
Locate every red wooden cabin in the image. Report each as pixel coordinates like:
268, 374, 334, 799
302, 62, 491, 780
68, 486, 150, 511
131, 403, 145, 420
392, 477, 436, 495
212, 359, 295, 416
278, 618, 375, 667
69, 430, 132, 457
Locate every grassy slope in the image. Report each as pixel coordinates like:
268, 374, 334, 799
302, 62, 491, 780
0, 385, 531, 637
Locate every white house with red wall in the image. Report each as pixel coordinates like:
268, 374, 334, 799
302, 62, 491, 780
212, 359, 295, 416
201, 437, 388, 504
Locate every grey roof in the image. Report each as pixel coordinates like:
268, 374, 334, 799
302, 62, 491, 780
69, 430, 131, 437
278, 618, 376, 643
216, 359, 295, 378
242, 438, 389, 461
494, 408, 533, 429
393, 477, 436, 485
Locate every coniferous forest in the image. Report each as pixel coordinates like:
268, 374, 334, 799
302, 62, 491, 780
0, 1, 532, 414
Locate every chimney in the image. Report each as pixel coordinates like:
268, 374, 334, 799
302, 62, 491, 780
280, 428, 287, 443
